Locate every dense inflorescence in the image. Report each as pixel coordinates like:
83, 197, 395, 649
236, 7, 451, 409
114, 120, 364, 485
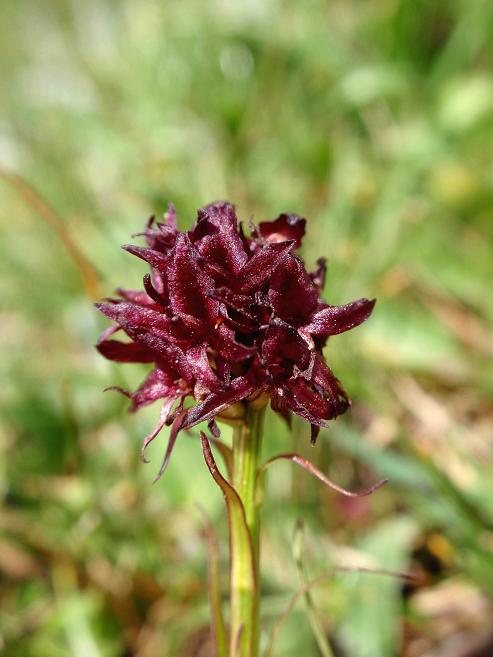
96, 202, 375, 476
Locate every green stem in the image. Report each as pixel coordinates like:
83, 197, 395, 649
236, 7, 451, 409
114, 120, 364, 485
230, 404, 265, 657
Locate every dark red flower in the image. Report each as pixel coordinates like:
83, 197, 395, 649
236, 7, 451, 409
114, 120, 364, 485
96, 202, 375, 476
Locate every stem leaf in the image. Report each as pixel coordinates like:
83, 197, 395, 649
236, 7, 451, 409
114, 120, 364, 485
200, 432, 257, 656
259, 453, 387, 497
197, 505, 228, 657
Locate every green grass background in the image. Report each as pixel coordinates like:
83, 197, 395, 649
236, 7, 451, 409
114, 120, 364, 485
1, 1, 493, 656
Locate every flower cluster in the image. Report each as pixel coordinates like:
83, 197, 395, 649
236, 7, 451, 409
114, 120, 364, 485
96, 202, 375, 476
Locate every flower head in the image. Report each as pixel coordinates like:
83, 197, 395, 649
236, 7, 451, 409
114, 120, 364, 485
96, 202, 375, 477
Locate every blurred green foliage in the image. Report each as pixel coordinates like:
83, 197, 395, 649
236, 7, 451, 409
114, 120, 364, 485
1, 1, 493, 656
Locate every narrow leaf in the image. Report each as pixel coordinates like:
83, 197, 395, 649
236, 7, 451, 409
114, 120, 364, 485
188, 430, 234, 480
259, 453, 387, 498
196, 505, 228, 657
264, 566, 417, 657
200, 433, 257, 657
210, 439, 234, 482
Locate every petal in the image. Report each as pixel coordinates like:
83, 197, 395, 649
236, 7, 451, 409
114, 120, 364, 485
193, 203, 249, 275
283, 378, 331, 426
151, 270, 166, 295
186, 344, 221, 391
283, 357, 349, 424
115, 287, 157, 307
238, 220, 255, 257
197, 233, 248, 275
196, 256, 233, 288
182, 377, 257, 431
164, 202, 177, 229
305, 298, 376, 337
96, 302, 171, 338
193, 201, 239, 238
270, 389, 292, 428
97, 323, 121, 342
143, 273, 167, 307
132, 209, 177, 253
130, 368, 181, 412
122, 244, 168, 274
262, 322, 311, 373
310, 424, 320, 444
238, 241, 295, 293
312, 355, 350, 417
165, 396, 185, 427
214, 323, 258, 362
140, 394, 182, 462
208, 418, 221, 438
214, 356, 232, 387
154, 376, 258, 482
206, 287, 256, 318
96, 339, 155, 363
96, 302, 192, 379
258, 213, 306, 249
268, 255, 319, 326
153, 407, 188, 481
167, 233, 216, 324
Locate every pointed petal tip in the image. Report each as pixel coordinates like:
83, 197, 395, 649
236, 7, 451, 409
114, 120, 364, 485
200, 431, 217, 476
305, 296, 377, 337
95, 301, 119, 316
121, 243, 143, 255
152, 408, 187, 483
95, 301, 119, 321
121, 244, 169, 270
